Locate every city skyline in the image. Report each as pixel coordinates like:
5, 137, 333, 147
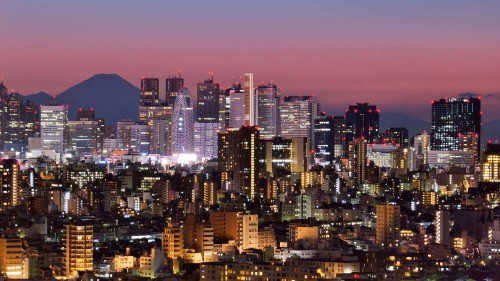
1, 1, 499, 121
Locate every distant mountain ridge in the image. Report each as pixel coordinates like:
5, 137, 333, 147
25, 73, 139, 125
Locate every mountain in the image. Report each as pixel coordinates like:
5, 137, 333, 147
56, 74, 139, 125
483, 119, 500, 143
380, 112, 430, 137
25, 91, 55, 105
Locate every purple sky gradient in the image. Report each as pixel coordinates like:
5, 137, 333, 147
1, 1, 499, 120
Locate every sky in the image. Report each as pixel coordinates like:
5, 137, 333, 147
1, 1, 499, 121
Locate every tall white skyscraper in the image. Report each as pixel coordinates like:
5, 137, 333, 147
40, 105, 68, 153
256, 83, 280, 139
172, 88, 194, 153
243, 73, 255, 126
194, 122, 219, 160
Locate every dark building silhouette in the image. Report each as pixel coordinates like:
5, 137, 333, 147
345, 103, 380, 145
140, 78, 160, 106
166, 75, 184, 107
197, 77, 220, 123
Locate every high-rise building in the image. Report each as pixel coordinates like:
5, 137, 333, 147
349, 138, 367, 186
218, 126, 260, 200
314, 115, 335, 163
435, 210, 451, 247
0, 159, 21, 211
385, 127, 409, 147
229, 87, 246, 129
116, 120, 135, 149
64, 224, 93, 277
280, 96, 319, 144
480, 143, 500, 188
375, 204, 400, 249
194, 122, 219, 160
3, 92, 23, 149
76, 108, 95, 121
345, 103, 380, 145
67, 121, 98, 156
458, 132, 479, 163
171, 88, 194, 153
413, 131, 430, 169
243, 73, 255, 126
197, 77, 220, 123
333, 116, 346, 159
431, 97, 481, 156
166, 75, 184, 107
130, 124, 150, 154
40, 104, 68, 153
150, 119, 170, 155
0, 82, 8, 149
256, 83, 280, 139
140, 78, 160, 106
22, 100, 38, 141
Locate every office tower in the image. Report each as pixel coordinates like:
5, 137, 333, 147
76, 108, 95, 121
345, 103, 380, 145
375, 204, 401, 249
150, 119, 170, 155
67, 120, 98, 156
243, 73, 255, 126
139, 106, 173, 154
431, 97, 481, 156
162, 222, 184, 259
140, 78, 160, 106
291, 137, 311, 173
197, 77, 220, 123
412, 132, 430, 168
22, 100, 38, 141
218, 126, 260, 200
256, 83, 280, 139
333, 116, 346, 159
458, 132, 479, 163
166, 75, 184, 107
349, 138, 367, 186
480, 143, 500, 188
194, 122, 219, 160
218, 85, 230, 128
40, 104, 68, 153
229, 87, 246, 128
280, 96, 319, 144
386, 127, 409, 147
64, 224, 93, 277
0, 237, 23, 279
171, 88, 194, 153
130, 124, 150, 154
116, 120, 135, 149
3, 92, 23, 150
0, 159, 21, 211
260, 137, 292, 176
314, 115, 335, 163
435, 210, 451, 246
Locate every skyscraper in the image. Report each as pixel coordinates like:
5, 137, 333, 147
280, 96, 319, 144
218, 126, 260, 200
171, 88, 194, 153
385, 127, 409, 147
345, 103, 380, 145
256, 83, 280, 139
431, 97, 481, 156
314, 115, 335, 163
166, 75, 184, 107
130, 123, 151, 154
243, 73, 255, 126
76, 108, 95, 121
140, 78, 160, 106
194, 122, 219, 160
435, 210, 451, 247
197, 77, 220, 123
228, 84, 246, 128
413, 131, 430, 168
67, 120, 98, 156
40, 104, 68, 153
333, 116, 346, 159
480, 143, 500, 188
